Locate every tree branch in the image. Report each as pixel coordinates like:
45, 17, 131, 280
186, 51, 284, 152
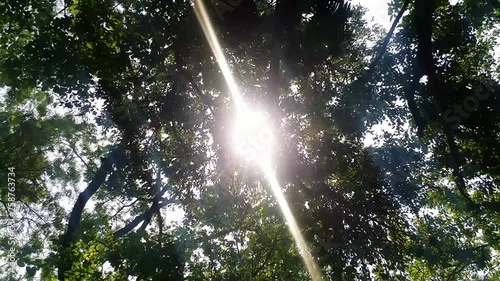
58, 141, 126, 280
62, 140, 90, 170
368, 0, 412, 71
113, 197, 175, 238
110, 198, 140, 221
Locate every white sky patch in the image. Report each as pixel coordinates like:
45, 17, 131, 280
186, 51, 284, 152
363, 118, 397, 147
163, 204, 185, 226
419, 75, 428, 85
351, 0, 391, 29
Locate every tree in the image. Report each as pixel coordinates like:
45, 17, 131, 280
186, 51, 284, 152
1, 0, 499, 280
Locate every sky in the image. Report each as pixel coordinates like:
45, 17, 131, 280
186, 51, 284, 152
352, 0, 391, 28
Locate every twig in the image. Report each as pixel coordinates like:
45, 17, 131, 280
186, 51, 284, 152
368, 0, 412, 71
62, 140, 90, 170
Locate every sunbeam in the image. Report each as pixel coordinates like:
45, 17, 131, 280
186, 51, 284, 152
193, 1, 324, 280
260, 156, 324, 281
192, 0, 245, 111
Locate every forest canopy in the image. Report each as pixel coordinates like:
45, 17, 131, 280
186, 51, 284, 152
1, 0, 500, 280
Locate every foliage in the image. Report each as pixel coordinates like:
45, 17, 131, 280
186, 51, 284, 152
0, 0, 499, 280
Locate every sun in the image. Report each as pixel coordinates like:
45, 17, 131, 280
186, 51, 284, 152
231, 106, 274, 163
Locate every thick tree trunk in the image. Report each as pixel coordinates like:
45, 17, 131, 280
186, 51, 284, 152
58, 142, 125, 280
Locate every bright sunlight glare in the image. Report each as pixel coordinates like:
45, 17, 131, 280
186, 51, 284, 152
193, 1, 324, 280
192, 0, 244, 111
232, 108, 274, 162
260, 156, 325, 281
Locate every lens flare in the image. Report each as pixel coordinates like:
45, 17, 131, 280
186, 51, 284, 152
259, 156, 324, 281
193, 0, 244, 111
193, 1, 324, 280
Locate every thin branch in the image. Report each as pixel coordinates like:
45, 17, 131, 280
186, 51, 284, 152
113, 198, 175, 238
156, 207, 164, 246
19, 200, 45, 222
446, 262, 466, 281
110, 198, 140, 221
62, 140, 90, 170
368, 0, 412, 71
405, 68, 427, 137
346, 0, 411, 91
55, 3, 69, 17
